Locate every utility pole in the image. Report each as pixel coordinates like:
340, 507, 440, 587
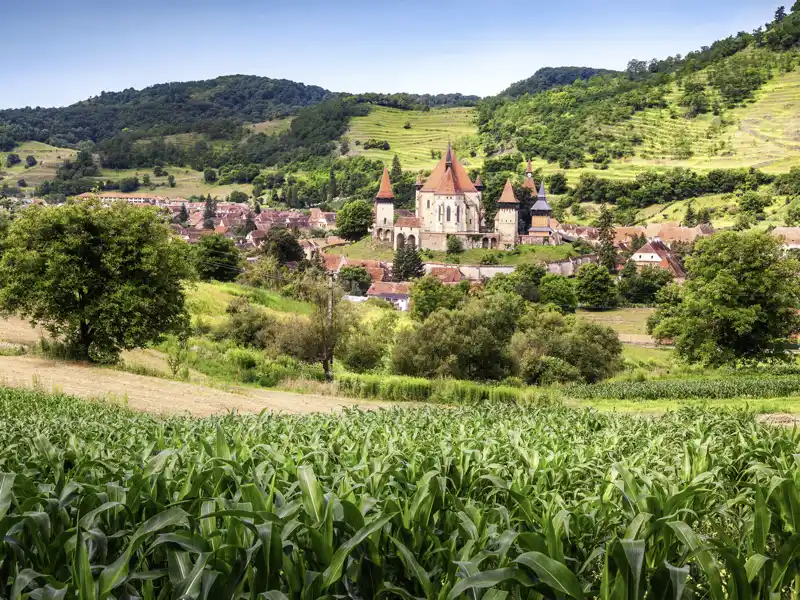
325, 272, 335, 381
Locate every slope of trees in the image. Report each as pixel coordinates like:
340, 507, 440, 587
500, 66, 622, 98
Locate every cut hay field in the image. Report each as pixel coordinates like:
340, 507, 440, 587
347, 106, 482, 170
0, 141, 78, 188
247, 117, 293, 136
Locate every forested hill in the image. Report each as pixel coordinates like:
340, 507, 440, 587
0, 75, 333, 148
500, 66, 622, 98
0, 75, 479, 151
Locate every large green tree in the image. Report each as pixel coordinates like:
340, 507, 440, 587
597, 204, 617, 273
410, 275, 468, 320
0, 201, 194, 362
261, 227, 304, 264
194, 233, 241, 282
575, 263, 617, 309
538, 274, 578, 312
649, 231, 800, 365
336, 200, 373, 241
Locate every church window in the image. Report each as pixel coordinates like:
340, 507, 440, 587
446, 206, 451, 222
456, 206, 460, 222
426, 199, 430, 209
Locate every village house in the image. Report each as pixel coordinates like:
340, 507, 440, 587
367, 282, 411, 311
309, 207, 337, 231
630, 239, 686, 278
772, 227, 800, 250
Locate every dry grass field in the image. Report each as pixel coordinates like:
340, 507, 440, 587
0, 316, 382, 415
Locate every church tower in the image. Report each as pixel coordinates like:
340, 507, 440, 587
374, 167, 395, 229
494, 179, 519, 248
527, 181, 555, 244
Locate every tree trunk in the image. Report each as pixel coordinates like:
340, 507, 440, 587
78, 320, 92, 362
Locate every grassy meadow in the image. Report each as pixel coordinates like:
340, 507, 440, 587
347, 106, 482, 170
327, 237, 578, 265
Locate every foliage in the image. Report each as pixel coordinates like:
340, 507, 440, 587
194, 233, 241, 282
392, 245, 424, 281
409, 276, 468, 320
338, 266, 372, 296
619, 262, 674, 305
501, 66, 622, 98
568, 374, 800, 400
484, 263, 547, 302
446, 234, 464, 255
4, 153, 20, 167
18, 384, 800, 596
0, 201, 193, 362
393, 292, 526, 380
335, 200, 373, 241
596, 205, 617, 272
650, 231, 800, 365
511, 309, 623, 383
260, 227, 305, 264
538, 274, 578, 312
575, 263, 617, 308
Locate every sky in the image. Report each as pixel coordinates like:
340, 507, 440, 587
0, 0, 777, 109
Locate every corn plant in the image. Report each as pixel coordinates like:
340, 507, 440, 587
2, 388, 800, 598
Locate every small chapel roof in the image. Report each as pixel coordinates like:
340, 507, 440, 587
497, 179, 519, 204
375, 167, 395, 200
525, 159, 533, 174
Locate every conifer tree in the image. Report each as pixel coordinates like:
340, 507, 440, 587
683, 202, 697, 227
178, 203, 189, 224
390, 154, 403, 182
597, 204, 617, 273
696, 206, 712, 225
202, 196, 216, 230
254, 201, 261, 215
329, 167, 337, 200
393, 244, 424, 282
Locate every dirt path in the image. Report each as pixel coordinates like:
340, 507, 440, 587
0, 356, 388, 416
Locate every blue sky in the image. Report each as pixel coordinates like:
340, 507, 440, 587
0, 0, 776, 109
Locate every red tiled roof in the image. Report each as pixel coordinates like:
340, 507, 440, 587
522, 176, 537, 190
421, 147, 477, 193
395, 217, 422, 228
346, 259, 384, 269
435, 167, 458, 195
322, 253, 345, 272
368, 282, 410, 296
429, 267, 462, 283
395, 209, 415, 218
497, 179, 519, 204
365, 267, 386, 282
376, 167, 395, 200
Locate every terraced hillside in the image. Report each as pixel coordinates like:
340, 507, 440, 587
0, 141, 77, 188
346, 106, 481, 170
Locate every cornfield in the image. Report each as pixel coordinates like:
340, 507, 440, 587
567, 375, 800, 400
3, 387, 800, 598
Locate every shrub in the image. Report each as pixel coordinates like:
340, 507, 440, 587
446, 235, 464, 254
337, 332, 385, 373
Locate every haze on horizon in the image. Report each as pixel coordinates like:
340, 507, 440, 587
1, 0, 774, 109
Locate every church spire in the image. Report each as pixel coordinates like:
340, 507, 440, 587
497, 179, 519, 204
445, 141, 453, 167
525, 159, 533, 176
375, 167, 395, 200
538, 180, 547, 199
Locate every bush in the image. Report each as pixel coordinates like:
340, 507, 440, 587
538, 274, 577, 312
364, 139, 391, 151
446, 235, 464, 254
337, 332, 385, 373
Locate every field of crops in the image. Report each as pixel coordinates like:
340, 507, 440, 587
3, 387, 800, 598
568, 375, 800, 401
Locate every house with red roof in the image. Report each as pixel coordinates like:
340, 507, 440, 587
631, 239, 686, 278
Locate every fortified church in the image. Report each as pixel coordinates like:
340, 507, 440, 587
373, 144, 560, 251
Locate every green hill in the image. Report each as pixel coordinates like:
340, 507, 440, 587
501, 66, 622, 98
346, 106, 481, 170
